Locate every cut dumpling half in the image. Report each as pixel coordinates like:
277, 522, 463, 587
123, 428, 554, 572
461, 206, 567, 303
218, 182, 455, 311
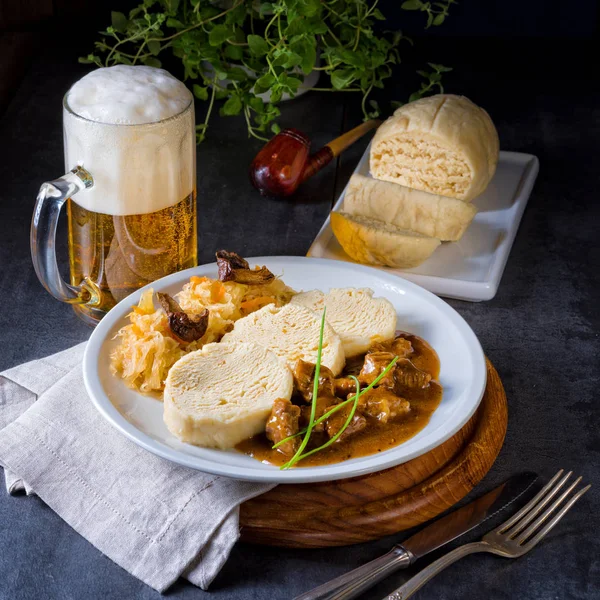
221, 303, 345, 376
370, 94, 499, 201
164, 341, 293, 449
291, 288, 397, 357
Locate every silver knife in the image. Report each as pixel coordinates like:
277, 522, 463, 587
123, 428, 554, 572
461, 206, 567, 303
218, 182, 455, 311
293, 472, 538, 600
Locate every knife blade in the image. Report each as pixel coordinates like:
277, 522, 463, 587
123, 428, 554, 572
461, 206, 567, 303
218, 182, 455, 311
293, 472, 538, 600
401, 471, 538, 559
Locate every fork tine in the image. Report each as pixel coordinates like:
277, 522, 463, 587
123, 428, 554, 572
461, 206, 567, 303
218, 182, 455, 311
507, 471, 575, 538
497, 469, 566, 534
518, 484, 591, 550
516, 476, 582, 544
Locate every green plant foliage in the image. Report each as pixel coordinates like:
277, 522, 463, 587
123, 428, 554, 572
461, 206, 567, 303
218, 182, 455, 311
80, 1, 455, 143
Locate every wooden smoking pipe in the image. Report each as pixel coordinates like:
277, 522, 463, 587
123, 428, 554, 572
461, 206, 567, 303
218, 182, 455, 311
249, 119, 381, 198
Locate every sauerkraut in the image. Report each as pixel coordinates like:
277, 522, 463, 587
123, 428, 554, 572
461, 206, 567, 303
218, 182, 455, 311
110, 289, 187, 393
110, 275, 295, 394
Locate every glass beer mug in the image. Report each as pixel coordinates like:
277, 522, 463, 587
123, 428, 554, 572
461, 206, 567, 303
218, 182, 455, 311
31, 66, 197, 325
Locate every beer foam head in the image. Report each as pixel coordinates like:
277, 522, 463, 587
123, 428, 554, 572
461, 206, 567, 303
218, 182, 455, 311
66, 65, 192, 125
63, 66, 195, 216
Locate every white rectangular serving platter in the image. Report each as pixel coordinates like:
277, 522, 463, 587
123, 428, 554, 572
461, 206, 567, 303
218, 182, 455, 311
307, 146, 540, 301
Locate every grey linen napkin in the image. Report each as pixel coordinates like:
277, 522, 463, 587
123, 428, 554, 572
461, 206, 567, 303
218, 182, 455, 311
0, 343, 274, 592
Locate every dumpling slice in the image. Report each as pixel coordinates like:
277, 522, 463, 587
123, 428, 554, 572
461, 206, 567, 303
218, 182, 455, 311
164, 341, 293, 449
291, 288, 397, 357
221, 303, 345, 376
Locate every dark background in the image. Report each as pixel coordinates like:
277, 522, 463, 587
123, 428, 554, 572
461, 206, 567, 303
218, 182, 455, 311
1, 0, 599, 116
0, 2, 598, 600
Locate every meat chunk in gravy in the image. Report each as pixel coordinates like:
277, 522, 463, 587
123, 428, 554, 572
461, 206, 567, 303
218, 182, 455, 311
292, 359, 335, 402
369, 336, 413, 358
325, 405, 367, 443
299, 394, 338, 433
358, 351, 397, 387
265, 398, 301, 457
392, 358, 432, 391
334, 377, 359, 397
360, 352, 432, 392
358, 387, 410, 424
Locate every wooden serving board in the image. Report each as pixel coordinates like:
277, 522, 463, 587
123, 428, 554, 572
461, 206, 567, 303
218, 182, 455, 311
240, 358, 507, 548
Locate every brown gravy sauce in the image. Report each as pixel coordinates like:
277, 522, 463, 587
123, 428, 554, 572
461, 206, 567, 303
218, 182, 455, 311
236, 332, 442, 467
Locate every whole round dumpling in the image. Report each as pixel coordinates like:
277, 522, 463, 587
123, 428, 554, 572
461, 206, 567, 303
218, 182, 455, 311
164, 341, 293, 449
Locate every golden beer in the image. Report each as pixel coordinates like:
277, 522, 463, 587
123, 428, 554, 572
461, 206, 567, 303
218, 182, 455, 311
67, 192, 197, 322
30, 66, 198, 325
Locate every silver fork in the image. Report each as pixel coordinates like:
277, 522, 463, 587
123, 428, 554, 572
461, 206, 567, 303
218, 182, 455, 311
382, 469, 590, 600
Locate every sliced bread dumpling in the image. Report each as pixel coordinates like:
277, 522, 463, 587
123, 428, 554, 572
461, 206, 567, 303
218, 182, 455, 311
331, 211, 441, 269
164, 341, 293, 449
291, 288, 397, 357
344, 174, 477, 241
221, 303, 345, 375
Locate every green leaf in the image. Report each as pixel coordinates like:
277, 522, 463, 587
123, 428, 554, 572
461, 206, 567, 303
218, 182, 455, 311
247, 34, 269, 57
339, 49, 364, 69
391, 100, 404, 109
270, 87, 283, 103
147, 40, 161, 56
225, 2, 247, 26
78, 53, 101, 66
254, 73, 275, 94
401, 0, 422, 9
311, 21, 328, 34
330, 68, 355, 90
372, 8, 386, 20
248, 97, 265, 112
111, 11, 129, 33
258, 2, 274, 17
285, 17, 309, 37
221, 95, 243, 116
300, 42, 316, 75
273, 51, 302, 69
142, 56, 162, 68
224, 44, 244, 61
271, 122, 281, 134
285, 76, 302, 91
428, 62, 452, 72
193, 84, 208, 101
199, 6, 220, 20
209, 24, 231, 47
166, 17, 185, 29
370, 52, 386, 69
164, 0, 180, 15
298, 0, 321, 17
433, 13, 445, 26
226, 66, 249, 82
408, 91, 422, 102
114, 54, 133, 65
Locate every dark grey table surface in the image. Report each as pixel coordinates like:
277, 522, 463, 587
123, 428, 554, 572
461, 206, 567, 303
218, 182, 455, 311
0, 34, 598, 600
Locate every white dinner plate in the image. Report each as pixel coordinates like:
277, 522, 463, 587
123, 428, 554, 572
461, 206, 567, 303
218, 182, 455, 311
83, 257, 487, 483
307, 147, 539, 302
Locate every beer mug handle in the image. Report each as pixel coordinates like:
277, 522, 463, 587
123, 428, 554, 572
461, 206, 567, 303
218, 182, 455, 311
31, 166, 101, 306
